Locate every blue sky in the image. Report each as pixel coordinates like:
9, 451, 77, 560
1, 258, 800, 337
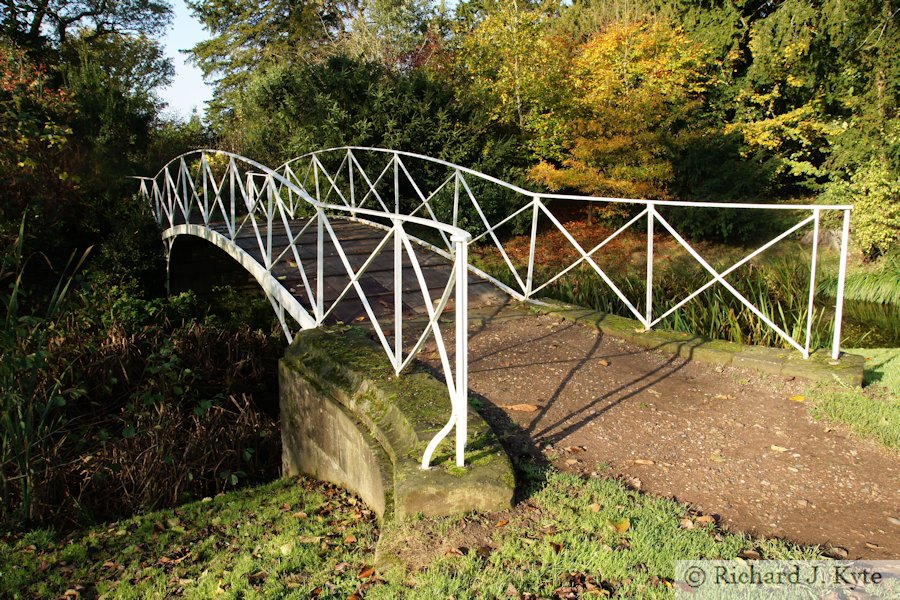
158, 0, 213, 120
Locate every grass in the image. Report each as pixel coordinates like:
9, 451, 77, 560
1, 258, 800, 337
0, 477, 380, 599
2, 468, 824, 599
807, 348, 900, 450
372, 469, 822, 599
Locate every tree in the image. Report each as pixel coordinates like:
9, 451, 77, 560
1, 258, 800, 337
529, 19, 711, 200
186, 0, 360, 122
454, 1, 571, 161
1, 0, 172, 48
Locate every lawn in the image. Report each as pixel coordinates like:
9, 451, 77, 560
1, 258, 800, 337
807, 347, 900, 450
2, 469, 822, 599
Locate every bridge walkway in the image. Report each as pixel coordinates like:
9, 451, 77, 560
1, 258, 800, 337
203, 217, 507, 325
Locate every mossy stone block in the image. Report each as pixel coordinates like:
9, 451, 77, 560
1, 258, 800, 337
280, 326, 515, 527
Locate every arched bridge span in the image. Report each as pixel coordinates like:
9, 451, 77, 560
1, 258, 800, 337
137, 147, 854, 470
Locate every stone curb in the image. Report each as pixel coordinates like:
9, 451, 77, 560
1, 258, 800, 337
529, 300, 865, 387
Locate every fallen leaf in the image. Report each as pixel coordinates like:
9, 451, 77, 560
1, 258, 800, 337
565, 458, 579, 466
738, 549, 762, 560
564, 445, 586, 453
789, 394, 805, 403
358, 565, 376, 579
606, 518, 630, 534
695, 515, 715, 526
503, 403, 541, 412
444, 547, 463, 556
679, 518, 694, 530
713, 394, 734, 401
588, 503, 601, 513
343, 534, 357, 544
710, 452, 726, 463
279, 543, 293, 555
598, 358, 610, 367
292, 511, 307, 519
550, 541, 564, 553
770, 445, 788, 453
634, 459, 655, 466
298, 536, 321, 544
495, 519, 509, 528
825, 546, 849, 559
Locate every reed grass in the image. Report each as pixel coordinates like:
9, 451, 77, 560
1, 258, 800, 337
473, 250, 835, 350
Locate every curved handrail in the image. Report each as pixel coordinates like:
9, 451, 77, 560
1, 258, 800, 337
139, 149, 473, 470
150, 149, 472, 241
280, 146, 854, 211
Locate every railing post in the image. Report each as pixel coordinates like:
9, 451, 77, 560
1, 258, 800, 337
316, 208, 325, 324
201, 152, 209, 225
394, 220, 403, 372
452, 234, 469, 467
394, 152, 400, 214
804, 208, 820, 358
645, 203, 655, 330
349, 150, 356, 218
525, 197, 540, 298
265, 176, 274, 269
831, 208, 851, 360
453, 171, 460, 231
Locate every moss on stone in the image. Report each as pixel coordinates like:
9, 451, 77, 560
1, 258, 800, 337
280, 325, 515, 526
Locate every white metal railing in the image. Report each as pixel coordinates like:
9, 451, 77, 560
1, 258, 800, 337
279, 147, 853, 361
139, 147, 854, 470
136, 150, 471, 470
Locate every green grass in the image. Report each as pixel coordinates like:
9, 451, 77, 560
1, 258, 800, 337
2, 469, 823, 599
0, 477, 380, 599
808, 348, 900, 450
372, 469, 821, 599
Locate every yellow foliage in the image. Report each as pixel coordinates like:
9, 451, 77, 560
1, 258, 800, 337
528, 19, 710, 199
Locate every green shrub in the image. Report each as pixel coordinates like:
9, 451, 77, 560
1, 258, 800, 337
820, 160, 900, 259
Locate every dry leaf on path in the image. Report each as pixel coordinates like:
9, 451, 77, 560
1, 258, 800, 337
503, 403, 541, 412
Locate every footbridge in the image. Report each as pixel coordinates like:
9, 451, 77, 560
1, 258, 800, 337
136, 147, 855, 471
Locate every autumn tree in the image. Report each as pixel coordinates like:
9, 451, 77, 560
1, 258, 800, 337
529, 19, 711, 200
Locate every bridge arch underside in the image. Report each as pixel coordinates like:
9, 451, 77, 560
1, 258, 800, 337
164, 225, 315, 338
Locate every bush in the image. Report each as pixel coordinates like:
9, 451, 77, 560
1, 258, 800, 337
1, 235, 284, 528
820, 160, 900, 259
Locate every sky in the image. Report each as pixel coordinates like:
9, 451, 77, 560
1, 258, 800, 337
158, 0, 213, 120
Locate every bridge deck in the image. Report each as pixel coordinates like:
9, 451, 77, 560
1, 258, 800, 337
207, 218, 507, 325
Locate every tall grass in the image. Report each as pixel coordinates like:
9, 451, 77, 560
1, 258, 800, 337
0, 219, 90, 521
1, 222, 285, 528
817, 254, 900, 305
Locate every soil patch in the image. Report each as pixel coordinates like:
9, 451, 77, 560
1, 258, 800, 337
417, 303, 899, 559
